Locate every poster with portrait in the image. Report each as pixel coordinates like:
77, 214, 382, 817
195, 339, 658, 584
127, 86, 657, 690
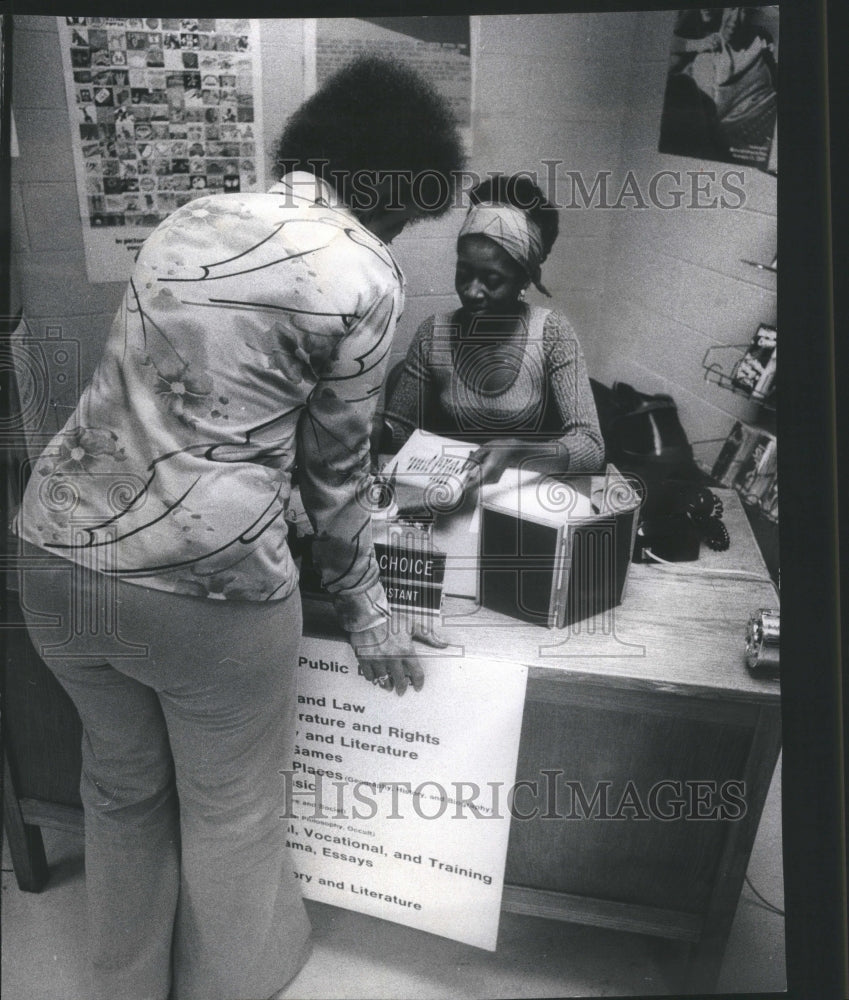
57, 17, 266, 282
658, 6, 778, 171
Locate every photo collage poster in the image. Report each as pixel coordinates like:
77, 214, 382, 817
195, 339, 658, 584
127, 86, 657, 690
58, 17, 266, 282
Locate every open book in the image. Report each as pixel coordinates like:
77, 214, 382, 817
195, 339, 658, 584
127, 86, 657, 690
379, 429, 478, 515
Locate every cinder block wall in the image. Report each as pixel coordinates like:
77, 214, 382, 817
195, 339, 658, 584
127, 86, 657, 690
592, 11, 777, 465
11, 15, 125, 422
11, 13, 777, 469
390, 12, 639, 376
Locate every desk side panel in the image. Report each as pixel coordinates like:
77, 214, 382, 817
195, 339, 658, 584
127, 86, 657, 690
504, 694, 755, 914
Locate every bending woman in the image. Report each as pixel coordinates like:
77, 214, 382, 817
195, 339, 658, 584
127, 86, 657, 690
384, 174, 604, 485
12, 57, 463, 1000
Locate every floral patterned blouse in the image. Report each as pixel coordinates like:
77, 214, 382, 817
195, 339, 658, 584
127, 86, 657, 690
14, 173, 404, 632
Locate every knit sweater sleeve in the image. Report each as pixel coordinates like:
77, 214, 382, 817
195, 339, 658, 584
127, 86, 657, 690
383, 313, 436, 449
542, 310, 605, 471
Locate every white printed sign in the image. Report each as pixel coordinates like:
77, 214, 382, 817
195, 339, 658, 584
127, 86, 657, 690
285, 636, 527, 950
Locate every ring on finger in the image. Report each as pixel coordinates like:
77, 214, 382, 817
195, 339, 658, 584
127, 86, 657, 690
377, 675, 391, 688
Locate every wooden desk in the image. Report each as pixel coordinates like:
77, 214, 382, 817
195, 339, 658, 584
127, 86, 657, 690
3, 492, 779, 992
429, 490, 781, 992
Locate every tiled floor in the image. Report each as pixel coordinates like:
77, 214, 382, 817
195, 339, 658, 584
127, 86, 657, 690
2, 758, 785, 1000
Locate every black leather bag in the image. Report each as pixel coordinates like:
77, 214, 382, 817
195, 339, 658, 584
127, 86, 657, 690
590, 380, 704, 517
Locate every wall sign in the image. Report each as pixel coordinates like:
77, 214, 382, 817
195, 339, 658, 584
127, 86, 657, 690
58, 17, 266, 282
305, 16, 473, 149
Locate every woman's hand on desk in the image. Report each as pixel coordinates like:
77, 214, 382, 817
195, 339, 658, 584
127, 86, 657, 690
349, 620, 425, 695
467, 438, 526, 487
467, 438, 570, 491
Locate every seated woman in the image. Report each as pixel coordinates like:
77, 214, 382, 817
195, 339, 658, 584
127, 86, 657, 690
384, 174, 604, 488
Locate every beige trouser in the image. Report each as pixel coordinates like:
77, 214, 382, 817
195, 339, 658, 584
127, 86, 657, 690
17, 543, 311, 1000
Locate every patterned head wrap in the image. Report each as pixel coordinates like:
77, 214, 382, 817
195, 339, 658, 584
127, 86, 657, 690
458, 201, 551, 296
